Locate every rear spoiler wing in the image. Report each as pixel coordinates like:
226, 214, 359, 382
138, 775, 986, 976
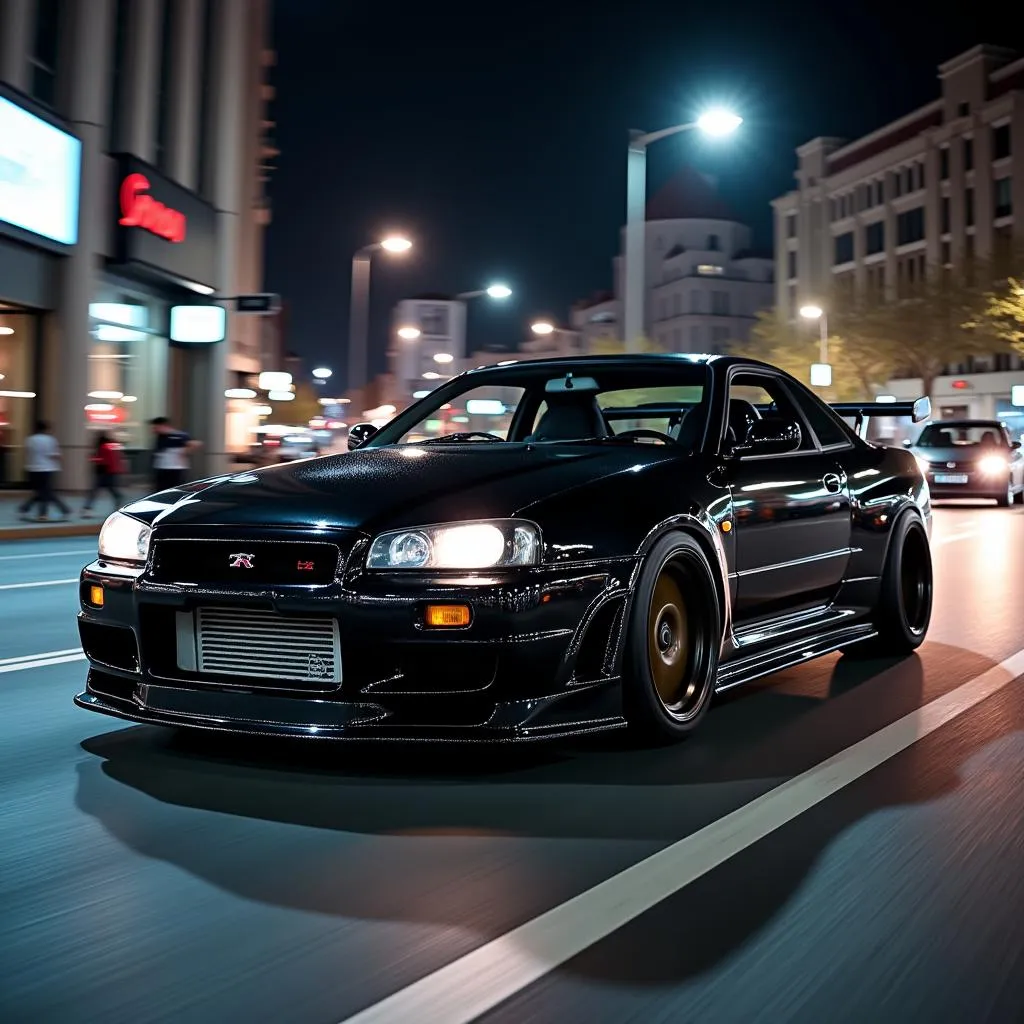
830, 397, 931, 439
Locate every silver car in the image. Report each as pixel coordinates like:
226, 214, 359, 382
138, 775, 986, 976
909, 419, 1024, 506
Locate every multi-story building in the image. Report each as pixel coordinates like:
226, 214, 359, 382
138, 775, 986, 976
388, 296, 468, 400
772, 44, 1024, 428
572, 166, 774, 353
0, 0, 273, 488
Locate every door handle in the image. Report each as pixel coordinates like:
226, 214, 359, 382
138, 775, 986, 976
823, 473, 842, 493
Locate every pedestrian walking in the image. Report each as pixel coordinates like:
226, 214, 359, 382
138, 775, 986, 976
81, 432, 126, 517
151, 416, 200, 491
18, 420, 71, 522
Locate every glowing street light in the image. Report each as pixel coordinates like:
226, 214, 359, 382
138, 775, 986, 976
380, 235, 413, 253
350, 233, 415, 394
531, 320, 555, 336
457, 282, 514, 301
312, 367, 333, 379
624, 107, 742, 351
397, 325, 421, 340
433, 352, 454, 364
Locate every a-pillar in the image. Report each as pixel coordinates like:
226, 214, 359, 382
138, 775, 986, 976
48, 0, 115, 491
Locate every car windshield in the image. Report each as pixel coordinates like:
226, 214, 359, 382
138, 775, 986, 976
361, 361, 710, 449
916, 423, 1009, 448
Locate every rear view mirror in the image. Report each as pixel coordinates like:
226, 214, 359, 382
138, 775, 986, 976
347, 423, 378, 450
733, 418, 802, 457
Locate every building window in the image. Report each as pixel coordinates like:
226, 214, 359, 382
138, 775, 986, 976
994, 124, 1011, 160
710, 326, 730, 351
29, 0, 61, 106
833, 231, 854, 264
939, 147, 950, 180
893, 172, 902, 199
672, 293, 681, 315
711, 291, 729, 315
696, 264, 724, 275
965, 187, 975, 227
787, 251, 797, 279
896, 207, 925, 245
706, 234, 720, 251
786, 214, 797, 238
958, 101, 970, 117
941, 196, 950, 234
904, 167, 913, 194
864, 221, 884, 255
875, 179, 884, 205
963, 137, 973, 172
941, 240, 951, 266
690, 291, 702, 314
995, 177, 1012, 218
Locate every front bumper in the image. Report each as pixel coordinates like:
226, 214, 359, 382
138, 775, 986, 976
75, 555, 636, 742
924, 467, 1010, 500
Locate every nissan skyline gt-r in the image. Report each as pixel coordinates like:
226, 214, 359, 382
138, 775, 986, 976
908, 419, 1024, 506
75, 354, 934, 745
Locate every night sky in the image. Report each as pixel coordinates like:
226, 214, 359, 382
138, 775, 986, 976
265, 0, 1021, 387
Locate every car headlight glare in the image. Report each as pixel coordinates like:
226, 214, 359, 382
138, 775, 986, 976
914, 455, 930, 473
98, 511, 152, 563
979, 454, 1008, 475
367, 520, 540, 570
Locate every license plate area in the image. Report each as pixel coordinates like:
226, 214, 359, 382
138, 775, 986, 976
933, 473, 968, 484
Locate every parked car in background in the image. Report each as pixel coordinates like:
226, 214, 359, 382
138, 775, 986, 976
249, 428, 320, 465
909, 419, 1024, 506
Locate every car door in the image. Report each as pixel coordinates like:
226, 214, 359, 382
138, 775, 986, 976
722, 371, 853, 623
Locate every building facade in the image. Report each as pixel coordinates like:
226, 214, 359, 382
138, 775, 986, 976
388, 296, 468, 400
772, 44, 1024, 431
0, 0, 274, 488
572, 167, 774, 354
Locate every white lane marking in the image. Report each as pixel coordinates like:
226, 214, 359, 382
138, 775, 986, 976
339, 647, 1024, 1024
0, 647, 82, 666
0, 578, 78, 591
0, 548, 93, 561
0, 651, 86, 673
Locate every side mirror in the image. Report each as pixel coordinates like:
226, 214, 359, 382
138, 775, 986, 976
347, 423, 378, 451
1012, 441, 1022, 451
912, 396, 931, 423
732, 418, 802, 458
902, 438, 913, 447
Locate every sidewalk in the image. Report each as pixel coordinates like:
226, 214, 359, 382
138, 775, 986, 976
0, 485, 151, 540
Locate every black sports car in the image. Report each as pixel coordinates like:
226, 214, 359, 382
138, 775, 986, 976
75, 354, 934, 744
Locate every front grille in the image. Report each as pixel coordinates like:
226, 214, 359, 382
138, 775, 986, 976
151, 539, 340, 586
192, 606, 342, 686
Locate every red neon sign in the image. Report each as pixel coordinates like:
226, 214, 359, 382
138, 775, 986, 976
118, 173, 187, 243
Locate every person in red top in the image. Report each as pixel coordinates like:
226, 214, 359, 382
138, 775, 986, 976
81, 432, 127, 517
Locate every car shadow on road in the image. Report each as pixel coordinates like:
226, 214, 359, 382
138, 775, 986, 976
71, 639, 1015, 990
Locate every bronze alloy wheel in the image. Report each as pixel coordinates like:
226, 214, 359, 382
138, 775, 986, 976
646, 562, 707, 720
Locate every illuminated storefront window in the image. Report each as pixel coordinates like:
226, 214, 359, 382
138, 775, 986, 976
0, 308, 39, 485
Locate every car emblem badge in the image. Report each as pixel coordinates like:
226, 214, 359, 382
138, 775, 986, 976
229, 552, 255, 568
307, 653, 329, 679
947, 462, 956, 469
297, 560, 314, 571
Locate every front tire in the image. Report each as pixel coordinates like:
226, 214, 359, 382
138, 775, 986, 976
623, 533, 721, 743
870, 512, 932, 655
997, 481, 1012, 507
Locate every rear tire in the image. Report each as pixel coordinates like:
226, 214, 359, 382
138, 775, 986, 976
623, 533, 721, 743
869, 512, 932, 655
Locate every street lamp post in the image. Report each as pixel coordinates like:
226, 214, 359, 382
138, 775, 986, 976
531, 320, 582, 352
456, 283, 512, 301
347, 235, 412, 398
800, 304, 832, 388
623, 109, 742, 353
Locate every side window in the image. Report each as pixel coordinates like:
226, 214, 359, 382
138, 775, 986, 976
782, 383, 853, 448
725, 374, 817, 453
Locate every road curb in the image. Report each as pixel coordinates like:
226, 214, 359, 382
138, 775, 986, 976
0, 524, 101, 541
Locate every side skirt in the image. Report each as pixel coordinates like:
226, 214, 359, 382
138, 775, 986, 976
715, 621, 877, 693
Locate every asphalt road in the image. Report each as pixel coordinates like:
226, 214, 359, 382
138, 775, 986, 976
2, 506, 1023, 1023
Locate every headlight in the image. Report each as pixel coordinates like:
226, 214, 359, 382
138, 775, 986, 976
367, 520, 541, 570
979, 454, 1008, 475
914, 455, 930, 473
98, 511, 152, 563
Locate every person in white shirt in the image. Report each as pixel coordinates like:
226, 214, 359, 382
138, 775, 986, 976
18, 420, 71, 522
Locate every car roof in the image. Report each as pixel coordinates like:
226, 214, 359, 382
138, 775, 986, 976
462, 352, 778, 376
924, 419, 1005, 428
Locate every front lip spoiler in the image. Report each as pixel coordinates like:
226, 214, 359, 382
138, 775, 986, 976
73, 690, 625, 744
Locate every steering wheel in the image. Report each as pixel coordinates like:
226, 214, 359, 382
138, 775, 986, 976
613, 428, 675, 444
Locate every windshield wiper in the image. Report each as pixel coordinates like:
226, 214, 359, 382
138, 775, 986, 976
413, 431, 504, 444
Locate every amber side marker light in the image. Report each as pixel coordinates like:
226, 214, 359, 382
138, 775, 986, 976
424, 604, 471, 628
89, 585, 104, 608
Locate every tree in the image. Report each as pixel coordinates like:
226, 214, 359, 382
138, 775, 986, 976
972, 277, 1024, 354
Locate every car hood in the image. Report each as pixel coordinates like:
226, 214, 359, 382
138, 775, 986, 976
133, 444, 677, 533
